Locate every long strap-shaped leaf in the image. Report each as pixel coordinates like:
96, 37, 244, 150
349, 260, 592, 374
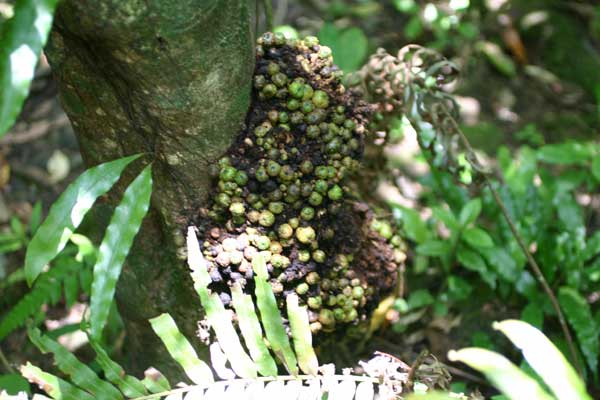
186, 228, 258, 379
252, 254, 298, 375
27, 328, 123, 399
90, 164, 152, 339
286, 294, 319, 375
448, 347, 553, 400
230, 283, 278, 377
25, 154, 141, 285
149, 313, 214, 385
494, 319, 592, 400
0, 0, 59, 136
89, 337, 148, 398
20, 362, 95, 400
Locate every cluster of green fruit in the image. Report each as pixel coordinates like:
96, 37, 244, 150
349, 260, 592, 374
198, 32, 402, 333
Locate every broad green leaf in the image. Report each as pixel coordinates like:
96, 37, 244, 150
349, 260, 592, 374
493, 319, 591, 400
25, 154, 140, 285
27, 328, 122, 399
141, 369, 170, 394
0, 373, 30, 395
457, 247, 486, 273
520, 302, 544, 329
253, 254, 298, 375
286, 294, 319, 375
416, 240, 450, 257
583, 230, 600, 262
230, 283, 278, 377
592, 155, 600, 181
537, 142, 593, 165
20, 362, 95, 400
462, 227, 494, 249
558, 287, 599, 378
396, 207, 430, 243
149, 313, 213, 385
90, 164, 152, 339
459, 198, 482, 227
186, 228, 257, 379
407, 289, 435, 310
448, 347, 553, 400
0, 0, 59, 136
317, 23, 368, 72
89, 337, 147, 397
480, 247, 519, 282
448, 276, 472, 301
432, 206, 459, 232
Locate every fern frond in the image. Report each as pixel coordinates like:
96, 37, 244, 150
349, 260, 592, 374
0, 256, 91, 341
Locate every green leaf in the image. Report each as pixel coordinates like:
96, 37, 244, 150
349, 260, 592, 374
149, 313, 213, 385
537, 142, 593, 165
592, 155, 600, 181
462, 227, 494, 249
20, 362, 95, 400
89, 164, 152, 339
0, 0, 59, 136
448, 348, 553, 400
407, 289, 435, 309
286, 293, 319, 375
89, 337, 147, 398
317, 23, 368, 72
25, 154, 141, 285
253, 254, 298, 375
416, 240, 451, 257
480, 247, 519, 282
493, 319, 591, 400
0, 373, 31, 395
476, 41, 516, 77
432, 206, 459, 232
457, 247, 486, 273
583, 230, 600, 262
186, 228, 257, 379
230, 283, 278, 377
29, 201, 42, 234
520, 302, 544, 329
27, 328, 122, 399
396, 207, 430, 243
459, 198, 482, 227
558, 287, 599, 378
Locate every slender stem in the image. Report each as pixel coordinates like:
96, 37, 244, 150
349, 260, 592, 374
0, 347, 14, 374
442, 106, 585, 378
406, 349, 428, 390
262, 0, 274, 32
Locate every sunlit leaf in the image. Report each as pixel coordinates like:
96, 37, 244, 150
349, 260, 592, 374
318, 23, 368, 72
448, 347, 553, 400
416, 240, 450, 257
0, 0, 59, 136
493, 319, 591, 400
90, 164, 152, 339
253, 254, 298, 375
286, 294, 319, 375
20, 362, 95, 400
27, 328, 122, 399
149, 313, 213, 385
25, 154, 141, 285
462, 227, 494, 248
459, 198, 482, 227
230, 283, 278, 377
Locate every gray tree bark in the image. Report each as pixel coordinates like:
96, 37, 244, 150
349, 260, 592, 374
45, 0, 257, 374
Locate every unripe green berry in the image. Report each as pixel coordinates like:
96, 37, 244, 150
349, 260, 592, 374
304, 36, 319, 47
298, 249, 311, 262
216, 193, 231, 207
301, 101, 314, 114
277, 223, 294, 239
258, 211, 275, 227
306, 272, 320, 285
307, 296, 322, 309
300, 206, 315, 221
308, 192, 323, 206
327, 185, 343, 201
268, 202, 285, 214
314, 180, 328, 194
234, 171, 248, 186
229, 202, 245, 216
287, 98, 301, 111
255, 166, 269, 182
267, 62, 280, 75
255, 235, 271, 250
352, 286, 364, 299
272, 72, 287, 87
279, 165, 295, 182
271, 254, 290, 268
318, 309, 335, 326
312, 249, 326, 263
302, 84, 314, 100
296, 283, 309, 295
312, 90, 329, 109
333, 308, 345, 321
289, 218, 300, 229
315, 166, 328, 179
318, 46, 332, 58
278, 112, 289, 123
296, 226, 316, 244
262, 83, 277, 98
306, 125, 320, 139
288, 81, 304, 98
300, 160, 314, 174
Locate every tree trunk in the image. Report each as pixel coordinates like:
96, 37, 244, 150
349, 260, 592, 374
45, 0, 257, 375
